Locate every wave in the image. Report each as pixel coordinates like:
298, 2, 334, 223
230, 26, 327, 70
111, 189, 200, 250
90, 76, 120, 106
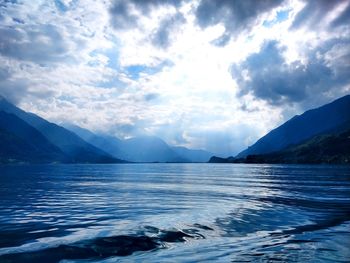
0, 224, 212, 262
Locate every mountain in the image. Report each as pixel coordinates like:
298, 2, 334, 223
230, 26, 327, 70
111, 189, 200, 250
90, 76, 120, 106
171, 146, 213, 162
65, 124, 212, 162
237, 95, 350, 158
243, 129, 350, 164
0, 96, 124, 163
64, 124, 183, 162
119, 136, 188, 162
208, 156, 236, 163
0, 111, 67, 163
62, 124, 123, 159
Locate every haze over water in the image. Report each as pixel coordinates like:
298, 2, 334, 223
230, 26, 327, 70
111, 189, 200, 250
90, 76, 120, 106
0, 163, 349, 262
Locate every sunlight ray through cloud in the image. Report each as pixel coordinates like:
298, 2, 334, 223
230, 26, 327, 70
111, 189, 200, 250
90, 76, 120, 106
0, 0, 349, 155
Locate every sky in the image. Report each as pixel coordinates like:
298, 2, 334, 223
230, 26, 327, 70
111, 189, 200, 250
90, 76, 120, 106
0, 0, 349, 156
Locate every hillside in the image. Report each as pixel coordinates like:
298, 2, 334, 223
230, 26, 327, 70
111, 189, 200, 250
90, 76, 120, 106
171, 146, 213, 163
0, 111, 67, 163
237, 95, 350, 158
245, 129, 350, 164
0, 96, 124, 163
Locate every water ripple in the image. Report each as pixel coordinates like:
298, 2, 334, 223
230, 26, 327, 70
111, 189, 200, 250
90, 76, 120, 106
0, 164, 349, 262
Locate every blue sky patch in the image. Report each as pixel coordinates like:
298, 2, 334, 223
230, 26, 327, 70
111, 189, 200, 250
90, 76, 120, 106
125, 60, 173, 80
263, 9, 290, 28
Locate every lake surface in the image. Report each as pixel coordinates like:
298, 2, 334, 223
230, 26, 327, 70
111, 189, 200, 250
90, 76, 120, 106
0, 164, 349, 262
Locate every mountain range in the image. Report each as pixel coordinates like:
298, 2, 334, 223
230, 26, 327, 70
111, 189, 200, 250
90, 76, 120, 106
210, 95, 350, 164
0, 95, 212, 163
0, 96, 123, 163
63, 124, 213, 163
2, 94, 349, 164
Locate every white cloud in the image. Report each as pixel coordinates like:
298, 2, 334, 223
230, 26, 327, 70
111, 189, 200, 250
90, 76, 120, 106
1, 0, 349, 155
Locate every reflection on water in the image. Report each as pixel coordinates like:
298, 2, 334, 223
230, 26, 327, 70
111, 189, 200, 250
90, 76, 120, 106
0, 164, 349, 262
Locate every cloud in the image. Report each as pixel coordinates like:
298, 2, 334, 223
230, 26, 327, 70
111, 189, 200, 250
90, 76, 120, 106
195, 0, 284, 41
2, 0, 349, 156
210, 33, 231, 47
0, 60, 58, 105
143, 92, 159, 101
109, 0, 183, 30
108, 122, 148, 139
291, 0, 350, 30
0, 1, 114, 87
232, 39, 350, 107
331, 2, 350, 28
151, 13, 186, 49
0, 25, 69, 63
0, 68, 30, 104
109, 1, 138, 30
109, 0, 187, 52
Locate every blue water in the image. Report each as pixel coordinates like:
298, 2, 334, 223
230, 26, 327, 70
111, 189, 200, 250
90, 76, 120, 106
0, 164, 349, 262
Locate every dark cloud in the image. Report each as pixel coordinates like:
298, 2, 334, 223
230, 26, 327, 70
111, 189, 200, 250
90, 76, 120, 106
109, 1, 138, 29
232, 40, 350, 107
109, 0, 183, 30
195, 0, 284, 41
143, 92, 159, 101
240, 102, 259, 113
0, 24, 69, 63
0, 0, 17, 8
151, 13, 185, 49
331, 1, 350, 28
125, 0, 183, 13
109, 0, 286, 47
211, 33, 231, 47
110, 0, 186, 49
54, 0, 70, 12
291, 0, 350, 30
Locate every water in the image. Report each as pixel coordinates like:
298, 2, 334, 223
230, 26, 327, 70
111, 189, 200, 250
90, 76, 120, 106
0, 164, 349, 262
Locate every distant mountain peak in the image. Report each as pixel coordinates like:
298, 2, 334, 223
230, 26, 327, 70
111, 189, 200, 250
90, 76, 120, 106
65, 124, 213, 163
